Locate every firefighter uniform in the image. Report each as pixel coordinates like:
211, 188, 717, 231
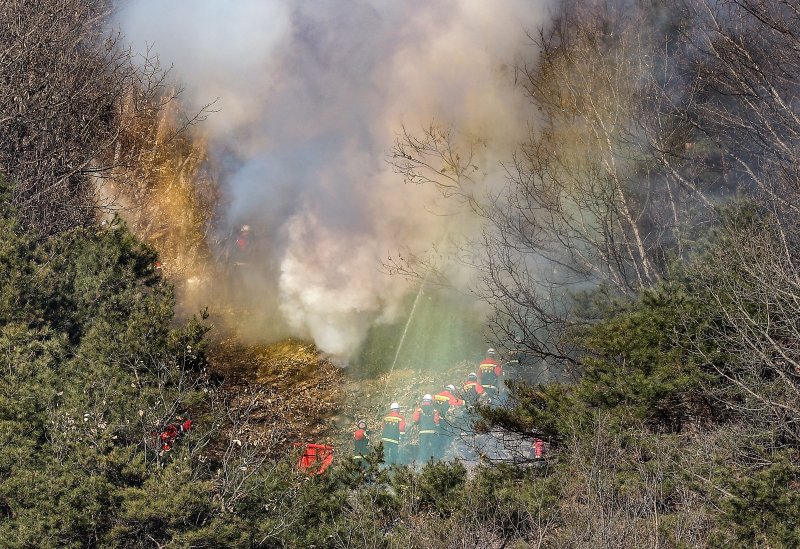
434, 388, 464, 417
353, 422, 371, 464
434, 387, 464, 457
413, 398, 440, 463
381, 407, 406, 465
462, 378, 486, 408
159, 418, 192, 454
478, 355, 503, 397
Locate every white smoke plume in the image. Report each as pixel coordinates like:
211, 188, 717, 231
116, 0, 554, 361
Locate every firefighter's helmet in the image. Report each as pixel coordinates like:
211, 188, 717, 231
467, 372, 478, 381
446, 384, 456, 392
357, 420, 367, 429
422, 394, 433, 404
390, 402, 400, 411
487, 348, 496, 356
241, 224, 251, 232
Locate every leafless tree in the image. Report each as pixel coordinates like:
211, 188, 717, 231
681, 0, 800, 220
688, 216, 800, 445
550, 414, 711, 548
389, 1, 715, 370
387, 1, 800, 545
385, 473, 558, 549
664, 0, 800, 448
0, 0, 205, 237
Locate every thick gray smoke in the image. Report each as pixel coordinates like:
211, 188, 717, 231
117, 0, 553, 361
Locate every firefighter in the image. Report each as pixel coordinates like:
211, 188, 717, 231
381, 402, 406, 465
227, 224, 253, 303
462, 372, 486, 408
353, 420, 371, 465
532, 438, 545, 460
434, 384, 464, 417
160, 424, 179, 453
478, 348, 503, 398
233, 224, 251, 263
434, 385, 464, 457
413, 394, 440, 463
159, 417, 192, 455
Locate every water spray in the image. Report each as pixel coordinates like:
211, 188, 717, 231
375, 221, 457, 418
388, 281, 425, 378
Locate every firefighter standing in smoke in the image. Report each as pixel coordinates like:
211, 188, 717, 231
478, 348, 503, 398
227, 224, 253, 301
434, 384, 464, 457
412, 394, 440, 463
381, 403, 406, 465
462, 372, 486, 408
231, 224, 251, 264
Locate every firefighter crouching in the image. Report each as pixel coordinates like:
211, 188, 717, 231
353, 420, 371, 466
413, 394, 440, 463
159, 417, 192, 456
381, 402, 406, 465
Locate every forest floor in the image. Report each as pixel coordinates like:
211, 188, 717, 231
206, 335, 474, 461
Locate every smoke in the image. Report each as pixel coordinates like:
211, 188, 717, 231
116, 0, 554, 362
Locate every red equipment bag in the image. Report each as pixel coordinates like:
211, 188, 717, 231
296, 443, 334, 475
